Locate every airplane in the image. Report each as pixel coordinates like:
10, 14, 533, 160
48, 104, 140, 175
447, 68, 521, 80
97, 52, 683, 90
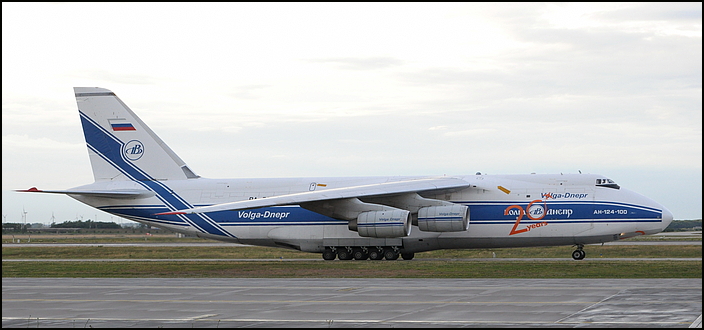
17, 87, 674, 261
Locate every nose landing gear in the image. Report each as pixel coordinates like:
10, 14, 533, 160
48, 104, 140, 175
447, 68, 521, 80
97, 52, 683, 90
571, 244, 586, 260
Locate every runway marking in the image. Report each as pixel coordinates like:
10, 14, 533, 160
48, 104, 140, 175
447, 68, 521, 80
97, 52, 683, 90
555, 290, 621, 324
336, 287, 360, 292
690, 314, 702, 328
188, 314, 218, 321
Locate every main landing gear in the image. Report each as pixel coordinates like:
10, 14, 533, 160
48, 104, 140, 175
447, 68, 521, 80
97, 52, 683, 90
571, 244, 586, 260
323, 247, 412, 261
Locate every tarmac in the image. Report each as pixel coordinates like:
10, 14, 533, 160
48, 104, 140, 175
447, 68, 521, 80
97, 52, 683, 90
2, 278, 701, 328
3, 231, 701, 327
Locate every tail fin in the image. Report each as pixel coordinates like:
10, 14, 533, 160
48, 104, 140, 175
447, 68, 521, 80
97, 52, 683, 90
74, 87, 199, 182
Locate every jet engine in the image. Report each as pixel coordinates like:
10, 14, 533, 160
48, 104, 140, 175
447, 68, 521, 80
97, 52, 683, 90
417, 205, 469, 232
355, 210, 412, 238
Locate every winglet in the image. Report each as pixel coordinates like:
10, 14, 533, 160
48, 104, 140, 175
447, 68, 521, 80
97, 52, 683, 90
16, 187, 41, 192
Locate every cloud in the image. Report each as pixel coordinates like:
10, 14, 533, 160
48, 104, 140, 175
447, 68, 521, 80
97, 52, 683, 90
593, 3, 702, 23
2, 3, 701, 220
226, 85, 271, 100
306, 57, 404, 70
65, 70, 160, 85
2, 134, 82, 150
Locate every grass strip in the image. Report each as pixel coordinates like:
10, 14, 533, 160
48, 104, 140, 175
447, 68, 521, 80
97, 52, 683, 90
3, 260, 700, 278
3, 245, 701, 259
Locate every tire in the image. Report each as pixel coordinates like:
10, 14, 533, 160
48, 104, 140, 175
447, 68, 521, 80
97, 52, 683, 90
383, 248, 399, 260
337, 249, 353, 260
572, 250, 585, 260
401, 252, 415, 260
322, 249, 336, 260
352, 248, 368, 260
369, 249, 384, 260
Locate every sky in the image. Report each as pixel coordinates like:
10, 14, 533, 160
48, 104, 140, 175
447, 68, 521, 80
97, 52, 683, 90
2, 2, 702, 225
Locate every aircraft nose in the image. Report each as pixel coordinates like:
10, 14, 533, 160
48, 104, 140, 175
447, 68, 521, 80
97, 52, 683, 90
660, 206, 674, 231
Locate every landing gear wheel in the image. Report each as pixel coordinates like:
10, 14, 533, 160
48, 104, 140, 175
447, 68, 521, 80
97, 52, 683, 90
337, 248, 353, 260
572, 249, 586, 260
352, 248, 369, 260
401, 252, 415, 260
383, 248, 399, 260
369, 249, 384, 260
322, 248, 336, 260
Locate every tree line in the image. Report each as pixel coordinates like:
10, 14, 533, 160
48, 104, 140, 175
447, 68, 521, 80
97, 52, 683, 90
3, 220, 148, 233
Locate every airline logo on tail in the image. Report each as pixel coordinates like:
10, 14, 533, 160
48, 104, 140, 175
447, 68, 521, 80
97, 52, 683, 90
123, 140, 144, 161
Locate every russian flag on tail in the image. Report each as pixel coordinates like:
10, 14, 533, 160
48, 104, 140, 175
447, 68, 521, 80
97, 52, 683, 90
111, 123, 136, 131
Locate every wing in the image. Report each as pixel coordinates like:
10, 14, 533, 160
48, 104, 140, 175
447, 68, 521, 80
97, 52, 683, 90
16, 187, 154, 199
156, 177, 470, 215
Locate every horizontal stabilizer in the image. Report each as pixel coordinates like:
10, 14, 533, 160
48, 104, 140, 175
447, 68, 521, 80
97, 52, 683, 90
156, 177, 470, 215
16, 187, 154, 199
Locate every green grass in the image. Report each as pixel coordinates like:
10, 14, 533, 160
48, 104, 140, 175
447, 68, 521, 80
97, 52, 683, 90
3, 245, 701, 259
3, 244, 701, 278
3, 260, 700, 278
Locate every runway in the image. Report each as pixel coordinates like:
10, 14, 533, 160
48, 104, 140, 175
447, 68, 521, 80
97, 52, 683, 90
2, 278, 701, 328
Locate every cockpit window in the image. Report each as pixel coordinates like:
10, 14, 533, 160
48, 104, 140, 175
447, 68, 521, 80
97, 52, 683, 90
596, 178, 620, 189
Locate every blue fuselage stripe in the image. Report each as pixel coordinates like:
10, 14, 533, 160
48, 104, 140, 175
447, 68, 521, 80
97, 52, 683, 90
99, 201, 663, 230
81, 112, 234, 237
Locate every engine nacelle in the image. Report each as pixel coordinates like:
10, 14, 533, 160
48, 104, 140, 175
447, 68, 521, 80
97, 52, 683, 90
355, 210, 412, 238
417, 205, 469, 232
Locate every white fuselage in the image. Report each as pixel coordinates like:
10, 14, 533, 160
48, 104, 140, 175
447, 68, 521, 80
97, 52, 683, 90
70, 173, 673, 254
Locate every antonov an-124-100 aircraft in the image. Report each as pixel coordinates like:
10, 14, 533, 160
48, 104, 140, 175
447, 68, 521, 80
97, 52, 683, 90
18, 87, 674, 261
